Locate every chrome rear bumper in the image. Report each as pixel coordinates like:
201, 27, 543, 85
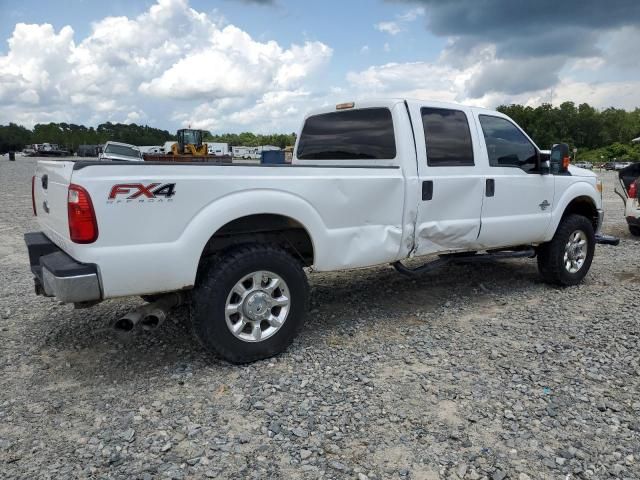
24, 232, 102, 303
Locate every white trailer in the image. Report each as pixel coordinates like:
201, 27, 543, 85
232, 146, 260, 159
139, 145, 163, 154
232, 145, 281, 159
207, 143, 229, 156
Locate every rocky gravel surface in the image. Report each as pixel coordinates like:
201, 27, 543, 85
1, 157, 639, 479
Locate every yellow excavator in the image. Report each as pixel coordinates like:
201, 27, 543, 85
171, 129, 208, 156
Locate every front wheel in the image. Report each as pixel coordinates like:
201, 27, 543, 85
191, 245, 309, 363
537, 214, 595, 286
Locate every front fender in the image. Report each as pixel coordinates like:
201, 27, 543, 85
544, 180, 601, 241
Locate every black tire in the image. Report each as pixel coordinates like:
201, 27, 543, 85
629, 225, 640, 237
537, 214, 595, 286
140, 294, 162, 303
191, 245, 309, 363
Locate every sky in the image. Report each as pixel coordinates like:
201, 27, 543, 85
0, 0, 639, 134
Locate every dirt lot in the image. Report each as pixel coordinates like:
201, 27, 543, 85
1, 157, 639, 480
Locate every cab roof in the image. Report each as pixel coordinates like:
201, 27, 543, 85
303, 98, 501, 119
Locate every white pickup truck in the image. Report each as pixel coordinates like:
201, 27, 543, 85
26, 99, 613, 363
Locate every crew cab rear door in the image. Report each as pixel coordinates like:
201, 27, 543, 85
405, 102, 485, 255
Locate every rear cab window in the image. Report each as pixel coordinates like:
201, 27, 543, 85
296, 108, 396, 162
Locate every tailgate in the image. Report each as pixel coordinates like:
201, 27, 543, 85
33, 160, 75, 246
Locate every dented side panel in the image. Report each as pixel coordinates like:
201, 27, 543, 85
414, 176, 484, 254
404, 101, 486, 256
67, 165, 408, 297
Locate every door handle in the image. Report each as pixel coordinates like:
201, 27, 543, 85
422, 180, 433, 201
486, 179, 495, 197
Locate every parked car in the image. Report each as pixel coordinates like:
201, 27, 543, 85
614, 162, 640, 236
26, 99, 610, 363
573, 161, 593, 170
615, 162, 631, 171
99, 141, 143, 162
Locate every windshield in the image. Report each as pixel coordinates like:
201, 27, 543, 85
104, 144, 141, 158
182, 130, 199, 145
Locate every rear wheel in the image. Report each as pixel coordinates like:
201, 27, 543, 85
629, 225, 640, 236
191, 245, 309, 363
537, 214, 595, 286
140, 294, 162, 303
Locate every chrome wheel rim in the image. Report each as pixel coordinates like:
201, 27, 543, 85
225, 270, 290, 343
564, 230, 588, 274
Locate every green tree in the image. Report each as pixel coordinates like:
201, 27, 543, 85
0, 123, 32, 153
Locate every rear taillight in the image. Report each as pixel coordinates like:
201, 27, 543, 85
629, 182, 638, 199
68, 184, 98, 243
31, 175, 37, 216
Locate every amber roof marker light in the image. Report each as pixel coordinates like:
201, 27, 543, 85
336, 102, 355, 110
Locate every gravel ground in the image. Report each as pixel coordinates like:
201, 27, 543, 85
1, 157, 639, 480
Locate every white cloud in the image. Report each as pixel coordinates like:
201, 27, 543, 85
347, 61, 467, 103
398, 7, 425, 22
374, 7, 425, 36
552, 79, 640, 109
569, 57, 606, 72
125, 111, 144, 124
0, 0, 332, 132
375, 21, 402, 35
0, 23, 75, 107
600, 26, 640, 69
1, 0, 639, 135
345, 48, 640, 112
179, 89, 314, 133
139, 25, 331, 100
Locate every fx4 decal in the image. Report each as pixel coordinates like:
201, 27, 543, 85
108, 183, 176, 203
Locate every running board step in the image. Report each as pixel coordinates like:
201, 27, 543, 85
393, 249, 536, 277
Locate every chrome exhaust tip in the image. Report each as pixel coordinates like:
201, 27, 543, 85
115, 292, 184, 334
113, 311, 143, 332
140, 308, 167, 331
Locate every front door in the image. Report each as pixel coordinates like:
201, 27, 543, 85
407, 103, 485, 256
473, 113, 555, 248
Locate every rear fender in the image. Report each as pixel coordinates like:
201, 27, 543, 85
180, 189, 327, 281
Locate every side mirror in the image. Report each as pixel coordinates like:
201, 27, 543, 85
550, 143, 570, 174
538, 150, 550, 175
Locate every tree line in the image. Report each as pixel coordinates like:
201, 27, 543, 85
0, 122, 174, 154
0, 122, 297, 154
204, 132, 297, 149
1, 102, 639, 160
496, 102, 640, 162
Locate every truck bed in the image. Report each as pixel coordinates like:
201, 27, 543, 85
33, 159, 409, 298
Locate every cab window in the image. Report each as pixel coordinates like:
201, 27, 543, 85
479, 115, 538, 173
421, 108, 474, 166
296, 108, 396, 160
